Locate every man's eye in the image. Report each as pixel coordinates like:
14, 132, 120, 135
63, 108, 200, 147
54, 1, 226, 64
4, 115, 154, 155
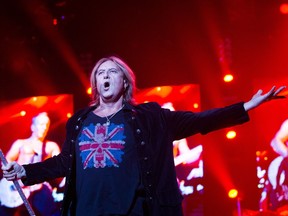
110, 70, 118, 73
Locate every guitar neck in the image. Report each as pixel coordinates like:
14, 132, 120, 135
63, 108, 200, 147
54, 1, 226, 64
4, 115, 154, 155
0, 149, 36, 216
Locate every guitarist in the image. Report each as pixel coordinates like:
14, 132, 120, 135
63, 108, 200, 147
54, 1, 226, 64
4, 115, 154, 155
0, 112, 60, 216
269, 119, 288, 210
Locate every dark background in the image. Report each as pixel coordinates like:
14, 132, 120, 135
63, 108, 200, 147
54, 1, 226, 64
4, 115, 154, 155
1, 0, 288, 215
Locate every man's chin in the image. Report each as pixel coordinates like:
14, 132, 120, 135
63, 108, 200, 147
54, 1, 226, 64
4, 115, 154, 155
102, 95, 114, 101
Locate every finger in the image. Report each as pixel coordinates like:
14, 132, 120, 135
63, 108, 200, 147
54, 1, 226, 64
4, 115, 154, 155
6, 175, 17, 181
4, 173, 15, 180
2, 167, 16, 177
1, 164, 9, 171
6, 165, 14, 172
3, 167, 15, 174
266, 86, 276, 97
2, 162, 14, 171
263, 86, 281, 100
254, 89, 263, 98
3, 171, 16, 179
273, 86, 286, 96
257, 89, 263, 95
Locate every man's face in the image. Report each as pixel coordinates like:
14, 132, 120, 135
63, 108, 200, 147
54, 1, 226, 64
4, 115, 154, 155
32, 115, 50, 139
96, 60, 126, 103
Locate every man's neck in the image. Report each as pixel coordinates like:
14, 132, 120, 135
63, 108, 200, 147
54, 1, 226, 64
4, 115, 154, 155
29, 135, 45, 143
95, 99, 124, 117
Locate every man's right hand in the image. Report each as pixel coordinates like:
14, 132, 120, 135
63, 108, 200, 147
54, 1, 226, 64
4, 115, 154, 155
2, 162, 26, 181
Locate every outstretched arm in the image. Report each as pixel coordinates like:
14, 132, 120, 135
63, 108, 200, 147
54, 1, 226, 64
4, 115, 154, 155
271, 119, 288, 157
244, 86, 286, 111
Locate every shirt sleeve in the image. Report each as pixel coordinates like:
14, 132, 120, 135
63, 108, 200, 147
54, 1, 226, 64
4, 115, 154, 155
167, 102, 250, 140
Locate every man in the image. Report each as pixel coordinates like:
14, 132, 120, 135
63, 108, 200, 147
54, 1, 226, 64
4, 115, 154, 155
1, 56, 286, 216
269, 119, 288, 210
271, 119, 288, 157
0, 112, 60, 216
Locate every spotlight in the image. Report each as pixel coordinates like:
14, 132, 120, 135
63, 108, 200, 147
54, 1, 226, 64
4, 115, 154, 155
223, 74, 234, 83
20, 111, 26, 117
280, 3, 288, 14
228, 189, 238, 199
87, 87, 92, 95
228, 189, 242, 216
53, 18, 58, 26
226, 130, 236, 139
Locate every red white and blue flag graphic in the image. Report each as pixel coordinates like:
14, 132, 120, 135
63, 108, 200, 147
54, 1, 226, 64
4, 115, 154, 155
78, 123, 125, 169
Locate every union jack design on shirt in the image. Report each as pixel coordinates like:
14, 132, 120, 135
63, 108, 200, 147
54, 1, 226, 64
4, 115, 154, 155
78, 123, 125, 169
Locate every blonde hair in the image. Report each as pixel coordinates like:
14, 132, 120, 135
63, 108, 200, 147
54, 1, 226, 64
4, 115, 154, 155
32, 112, 50, 125
89, 56, 136, 106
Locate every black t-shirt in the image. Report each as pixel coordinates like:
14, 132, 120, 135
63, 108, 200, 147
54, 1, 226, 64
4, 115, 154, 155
75, 110, 140, 215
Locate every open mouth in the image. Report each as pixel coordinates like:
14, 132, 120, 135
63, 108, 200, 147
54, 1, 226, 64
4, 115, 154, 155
104, 81, 110, 89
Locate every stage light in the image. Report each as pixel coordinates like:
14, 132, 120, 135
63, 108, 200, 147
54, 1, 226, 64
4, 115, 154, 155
87, 87, 92, 95
66, 112, 72, 118
180, 85, 191, 94
226, 130, 236, 139
193, 103, 199, 109
280, 3, 288, 14
20, 111, 26, 116
53, 18, 58, 25
228, 189, 242, 216
228, 189, 238, 199
223, 74, 234, 83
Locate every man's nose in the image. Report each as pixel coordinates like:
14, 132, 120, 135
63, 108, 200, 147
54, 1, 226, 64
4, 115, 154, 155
104, 71, 110, 79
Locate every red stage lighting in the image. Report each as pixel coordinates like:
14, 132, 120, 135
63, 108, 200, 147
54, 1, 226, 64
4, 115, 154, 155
223, 74, 234, 83
87, 87, 92, 95
20, 111, 26, 117
280, 3, 288, 14
135, 84, 200, 112
193, 103, 199, 109
226, 130, 236, 139
228, 189, 238, 199
53, 18, 58, 25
